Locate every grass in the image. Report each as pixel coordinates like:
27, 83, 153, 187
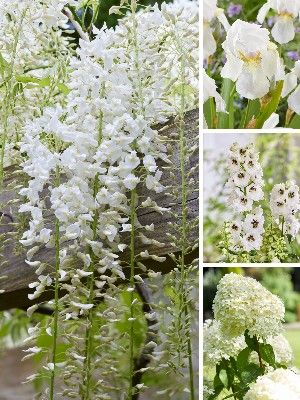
285, 329, 300, 369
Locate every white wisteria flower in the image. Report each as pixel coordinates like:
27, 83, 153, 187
244, 368, 300, 400
203, 0, 229, 60
213, 273, 285, 338
270, 181, 300, 237
221, 19, 284, 99
257, 0, 300, 44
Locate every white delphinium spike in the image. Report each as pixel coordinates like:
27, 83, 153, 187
270, 181, 300, 237
257, 0, 300, 44
221, 20, 284, 99
225, 143, 265, 252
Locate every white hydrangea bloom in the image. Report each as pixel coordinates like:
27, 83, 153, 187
203, 0, 229, 60
257, 0, 300, 44
270, 181, 300, 237
204, 318, 292, 368
213, 273, 285, 338
267, 334, 293, 366
221, 19, 284, 99
203, 319, 246, 365
225, 143, 265, 252
244, 368, 300, 400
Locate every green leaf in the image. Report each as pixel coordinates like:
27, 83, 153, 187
244, 331, 258, 351
217, 79, 234, 129
259, 343, 276, 367
240, 363, 262, 385
57, 83, 71, 95
219, 369, 228, 388
0, 52, 9, 76
255, 80, 284, 128
16, 75, 51, 87
236, 347, 251, 371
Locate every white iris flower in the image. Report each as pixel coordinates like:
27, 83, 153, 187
203, 0, 229, 60
221, 20, 284, 99
257, 0, 300, 44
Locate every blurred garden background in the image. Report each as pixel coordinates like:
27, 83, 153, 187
204, 267, 300, 368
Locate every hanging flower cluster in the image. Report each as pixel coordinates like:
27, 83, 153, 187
270, 181, 300, 237
16, 0, 198, 398
213, 273, 285, 338
0, 0, 75, 180
225, 143, 265, 252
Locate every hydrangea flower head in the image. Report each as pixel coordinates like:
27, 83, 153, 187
213, 273, 285, 338
203, 319, 246, 365
221, 19, 284, 99
244, 368, 300, 400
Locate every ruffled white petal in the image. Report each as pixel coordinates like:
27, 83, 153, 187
203, 25, 216, 59
236, 68, 270, 100
221, 55, 243, 82
288, 85, 300, 114
262, 113, 279, 128
203, 70, 226, 113
257, 3, 271, 23
216, 9, 230, 31
272, 17, 295, 44
282, 72, 298, 97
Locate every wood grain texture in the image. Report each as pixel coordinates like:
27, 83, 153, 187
0, 109, 199, 311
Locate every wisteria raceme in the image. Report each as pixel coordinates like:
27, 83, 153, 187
18, 0, 199, 397
225, 143, 265, 252
0, 0, 75, 182
257, 0, 300, 44
221, 19, 284, 99
244, 368, 300, 400
213, 273, 285, 338
270, 181, 300, 237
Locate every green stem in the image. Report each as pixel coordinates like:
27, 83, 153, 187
128, 189, 137, 400
50, 166, 61, 400
178, 42, 195, 400
81, 87, 104, 400
0, 10, 27, 187
242, 99, 250, 128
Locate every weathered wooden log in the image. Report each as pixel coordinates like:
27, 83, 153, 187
0, 109, 199, 311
